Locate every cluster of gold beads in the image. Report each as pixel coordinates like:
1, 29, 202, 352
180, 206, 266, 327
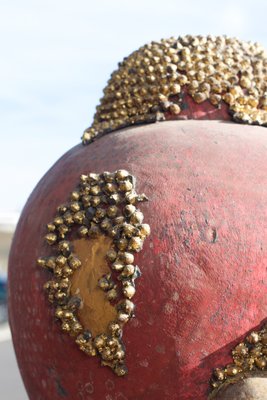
37, 170, 150, 376
210, 324, 267, 396
82, 35, 267, 144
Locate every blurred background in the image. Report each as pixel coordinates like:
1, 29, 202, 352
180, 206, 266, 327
1, 0, 267, 398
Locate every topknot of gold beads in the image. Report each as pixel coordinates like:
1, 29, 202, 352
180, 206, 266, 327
82, 35, 267, 144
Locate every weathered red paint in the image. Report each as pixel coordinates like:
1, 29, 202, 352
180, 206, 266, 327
165, 90, 232, 122
8, 120, 267, 399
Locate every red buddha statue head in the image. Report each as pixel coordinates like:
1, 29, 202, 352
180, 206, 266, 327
8, 35, 267, 399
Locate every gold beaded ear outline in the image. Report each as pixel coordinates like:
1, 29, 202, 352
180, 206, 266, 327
82, 35, 267, 145
209, 323, 267, 397
37, 170, 150, 376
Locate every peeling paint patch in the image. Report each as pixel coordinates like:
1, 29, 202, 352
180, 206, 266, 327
155, 344, 166, 354
139, 359, 149, 367
164, 303, 174, 314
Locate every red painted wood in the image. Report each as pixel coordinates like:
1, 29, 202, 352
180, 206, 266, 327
8, 120, 267, 400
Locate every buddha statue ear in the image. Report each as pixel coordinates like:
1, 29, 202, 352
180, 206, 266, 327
213, 377, 267, 399
209, 323, 267, 399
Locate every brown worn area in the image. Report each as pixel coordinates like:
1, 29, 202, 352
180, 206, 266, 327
215, 377, 267, 399
71, 236, 117, 337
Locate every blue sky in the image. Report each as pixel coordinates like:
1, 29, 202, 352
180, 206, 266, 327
1, 0, 267, 214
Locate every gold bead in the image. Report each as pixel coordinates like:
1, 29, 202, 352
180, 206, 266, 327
210, 93, 221, 105
240, 76, 251, 89
37, 257, 46, 268
122, 282, 136, 299
247, 331, 260, 344
169, 104, 181, 115
117, 312, 130, 323
58, 240, 71, 254
120, 299, 135, 314
70, 201, 80, 212
109, 225, 120, 238
55, 291, 67, 301
116, 238, 128, 251
193, 92, 207, 103
59, 278, 70, 290
90, 185, 101, 196
233, 343, 248, 356
102, 171, 115, 183
213, 368, 225, 381
57, 204, 68, 214
120, 264, 135, 278
63, 212, 74, 225
223, 92, 235, 106
106, 288, 118, 301
80, 174, 88, 184
98, 275, 113, 291
130, 211, 144, 225
114, 364, 128, 376
108, 322, 122, 337
82, 131, 93, 144
118, 251, 134, 264
123, 224, 138, 238
56, 255, 67, 267
43, 282, 51, 291
170, 83, 181, 94
250, 346, 262, 358
55, 307, 64, 319
63, 310, 73, 319
106, 249, 117, 262
199, 82, 211, 93
73, 211, 85, 224
72, 322, 83, 334
248, 96, 258, 108
108, 193, 121, 205
61, 322, 71, 332
46, 257, 56, 269
68, 255, 81, 270
62, 266, 73, 277
47, 222, 56, 232
125, 191, 137, 204
236, 96, 247, 105
45, 233, 57, 245
78, 225, 89, 237
255, 357, 266, 369
58, 224, 69, 238
88, 173, 100, 185
88, 225, 101, 237
95, 208, 106, 220
94, 335, 107, 350
196, 70, 205, 82
128, 236, 143, 252
115, 349, 125, 360
123, 205, 136, 218
105, 183, 118, 194
71, 191, 80, 201
261, 333, 267, 345
112, 261, 124, 272
107, 205, 119, 218
81, 195, 91, 207
226, 365, 239, 376
139, 223, 151, 237
119, 180, 133, 192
